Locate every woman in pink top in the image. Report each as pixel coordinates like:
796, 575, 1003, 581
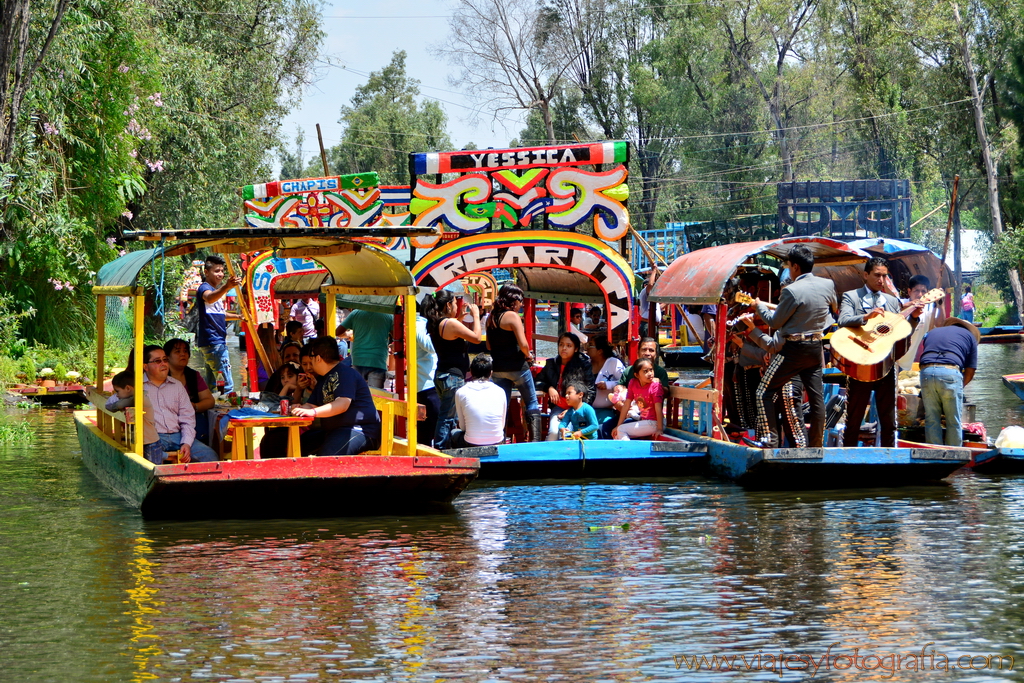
612, 358, 664, 440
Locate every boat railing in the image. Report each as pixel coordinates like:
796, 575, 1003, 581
368, 388, 427, 456
667, 385, 719, 436
86, 388, 134, 449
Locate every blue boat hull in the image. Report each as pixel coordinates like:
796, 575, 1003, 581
447, 430, 708, 479
970, 448, 1024, 474
675, 432, 971, 489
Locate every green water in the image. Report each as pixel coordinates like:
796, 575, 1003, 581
1, 343, 1023, 682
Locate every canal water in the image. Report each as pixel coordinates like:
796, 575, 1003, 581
2, 344, 1024, 682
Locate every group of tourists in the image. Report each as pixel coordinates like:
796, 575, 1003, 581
723, 245, 978, 449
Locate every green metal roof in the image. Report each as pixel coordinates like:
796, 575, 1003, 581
95, 248, 164, 288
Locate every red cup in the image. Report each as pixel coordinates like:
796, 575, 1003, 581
280, 399, 289, 415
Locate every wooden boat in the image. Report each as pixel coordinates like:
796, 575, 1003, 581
968, 447, 1024, 474
648, 236, 973, 488
400, 140, 717, 478
1002, 372, 1024, 401
75, 173, 479, 518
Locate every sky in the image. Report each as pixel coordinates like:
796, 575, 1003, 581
278, 0, 526, 167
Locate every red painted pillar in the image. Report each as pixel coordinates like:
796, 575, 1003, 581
244, 322, 258, 392
524, 298, 536, 355
713, 302, 728, 435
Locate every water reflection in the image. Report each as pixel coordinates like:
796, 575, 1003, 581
5, 397, 1024, 681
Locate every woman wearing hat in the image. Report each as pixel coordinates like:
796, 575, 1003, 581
918, 318, 980, 447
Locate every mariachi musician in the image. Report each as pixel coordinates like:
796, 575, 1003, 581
753, 245, 837, 449
837, 257, 923, 447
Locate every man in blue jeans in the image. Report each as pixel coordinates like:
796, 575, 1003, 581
919, 318, 979, 446
195, 254, 241, 394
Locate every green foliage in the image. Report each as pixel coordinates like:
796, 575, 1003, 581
326, 51, 452, 185
0, 422, 35, 444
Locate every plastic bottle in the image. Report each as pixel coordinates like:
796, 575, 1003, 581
215, 371, 226, 394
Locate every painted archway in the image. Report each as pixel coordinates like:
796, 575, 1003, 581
412, 230, 635, 341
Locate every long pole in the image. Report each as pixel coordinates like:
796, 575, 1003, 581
941, 175, 960, 265
316, 124, 330, 175
225, 256, 273, 380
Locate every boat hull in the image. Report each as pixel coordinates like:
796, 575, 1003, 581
674, 432, 970, 489
447, 430, 708, 479
969, 448, 1024, 474
1002, 373, 1024, 401
75, 411, 479, 519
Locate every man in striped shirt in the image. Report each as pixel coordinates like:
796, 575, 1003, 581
142, 345, 219, 463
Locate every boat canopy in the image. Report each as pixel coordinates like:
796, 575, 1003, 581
845, 237, 954, 290
94, 236, 415, 297
649, 236, 871, 304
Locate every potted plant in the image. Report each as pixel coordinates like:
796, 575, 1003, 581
38, 367, 56, 388
65, 370, 83, 389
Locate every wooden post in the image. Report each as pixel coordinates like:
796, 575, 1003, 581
316, 123, 330, 175
404, 293, 417, 454
325, 292, 337, 337
96, 295, 106, 389
133, 294, 145, 454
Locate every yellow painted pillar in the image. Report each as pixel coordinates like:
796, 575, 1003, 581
404, 293, 417, 455
133, 294, 145, 454
325, 291, 337, 337
96, 296, 106, 390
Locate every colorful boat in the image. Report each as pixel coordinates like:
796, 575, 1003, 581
969, 447, 1024, 474
75, 173, 479, 518
1001, 372, 1024, 401
648, 236, 973, 488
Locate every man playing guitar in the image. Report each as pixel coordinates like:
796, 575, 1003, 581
837, 257, 923, 447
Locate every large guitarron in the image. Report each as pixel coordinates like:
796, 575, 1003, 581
830, 289, 944, 381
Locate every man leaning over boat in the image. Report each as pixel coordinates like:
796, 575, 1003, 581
752, 245, 838, 449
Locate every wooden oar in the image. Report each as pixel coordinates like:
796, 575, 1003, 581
224, 256, 274, 382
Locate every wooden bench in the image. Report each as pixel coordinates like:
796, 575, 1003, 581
368, 388, 425, 456
667, 385, 719, 436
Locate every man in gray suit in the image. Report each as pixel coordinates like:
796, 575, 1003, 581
754, 245, 838, 448
838, 257, 922, 447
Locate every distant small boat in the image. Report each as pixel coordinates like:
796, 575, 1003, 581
1001, 373, 1024, 401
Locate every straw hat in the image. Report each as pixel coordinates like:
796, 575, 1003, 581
939, 317, 981, 344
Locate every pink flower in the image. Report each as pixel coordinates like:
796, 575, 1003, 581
129, 149, 137, 158
118, 249, 127, 256
43, 122, 58, 135
145, 159, 164, 172
147, 92, 163, 107
106, 237, 116, 246
122, 210, 133, 220
65, 282, 74, 291
118, 63, 130, 73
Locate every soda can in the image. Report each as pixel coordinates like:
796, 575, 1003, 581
280, 399, 290, 415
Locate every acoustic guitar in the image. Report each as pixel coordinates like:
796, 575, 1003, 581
830, 288, 944, 382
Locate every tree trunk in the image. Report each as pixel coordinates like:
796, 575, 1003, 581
541, 103, 555, 145
952, 1, 1024, 315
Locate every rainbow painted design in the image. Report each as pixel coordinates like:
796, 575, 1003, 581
409, 141, 631, 241
412, 231, 635, 336
246, 251, 327, 325
241, 173, 387, 229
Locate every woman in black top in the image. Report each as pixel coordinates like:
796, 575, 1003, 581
164, 338, 216, 444
536, 332, 596, 440
422, 289, 481, 448
486, 284, 542, 441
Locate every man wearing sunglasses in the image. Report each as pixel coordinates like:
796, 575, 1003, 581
142, 345, 219, 463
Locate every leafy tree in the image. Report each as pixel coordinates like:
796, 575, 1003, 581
327, 51, 452, 185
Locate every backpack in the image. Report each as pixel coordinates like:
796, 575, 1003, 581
962, 293, 975, 312
183, 302, 200, 333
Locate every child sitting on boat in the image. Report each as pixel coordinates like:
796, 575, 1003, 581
612, 358, 665, 441
105, 370, 163, 464
552, 381, 599, 440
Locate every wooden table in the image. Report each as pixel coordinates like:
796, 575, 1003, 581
227, 415, 313, 460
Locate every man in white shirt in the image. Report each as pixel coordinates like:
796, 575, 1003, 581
140, 345, 219, 462
290, 297, 320, 340
448, 354, 507, 448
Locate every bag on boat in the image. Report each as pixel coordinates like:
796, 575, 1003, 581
995, 425, 1024, 449
183, 300, 200, 334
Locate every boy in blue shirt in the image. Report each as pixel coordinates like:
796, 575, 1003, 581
555, 380, 599, 440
